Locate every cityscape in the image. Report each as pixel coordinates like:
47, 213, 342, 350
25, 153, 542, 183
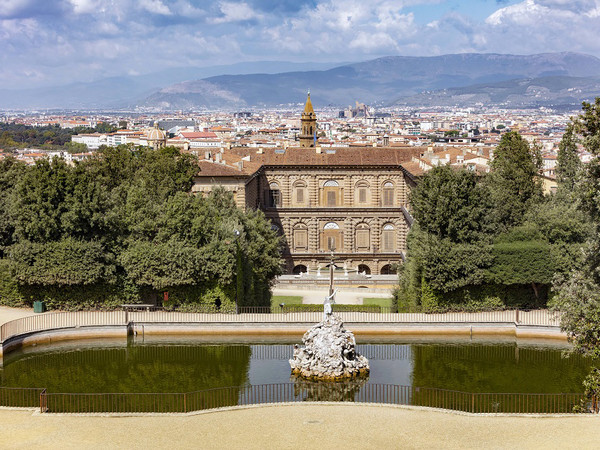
1, 0, 600, 448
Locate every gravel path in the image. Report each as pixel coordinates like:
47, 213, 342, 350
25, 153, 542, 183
0, 306, 35, 325
0, 404, 598, 449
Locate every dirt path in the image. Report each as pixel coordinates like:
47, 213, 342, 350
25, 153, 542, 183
0, 404, 598, 449
0, 306, 35, 325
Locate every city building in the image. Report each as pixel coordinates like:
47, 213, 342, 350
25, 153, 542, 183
193, 96, 420, 275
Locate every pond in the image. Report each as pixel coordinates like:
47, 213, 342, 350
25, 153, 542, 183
1, 336, 590, 396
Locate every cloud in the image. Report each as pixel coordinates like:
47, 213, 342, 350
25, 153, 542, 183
212, 2, 262, 23
1, 0, 600, 90
69, 0, 99, 15
140, 0, 172, 15
482, 0, 600, 54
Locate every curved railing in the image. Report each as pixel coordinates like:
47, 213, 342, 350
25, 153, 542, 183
0, 309, 561, 345
0, 383, 593, 414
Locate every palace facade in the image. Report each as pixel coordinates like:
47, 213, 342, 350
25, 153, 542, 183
193, 95, 420, 275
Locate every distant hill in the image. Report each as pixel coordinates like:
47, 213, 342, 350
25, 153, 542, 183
2, 52, 600, 110
0, 60, 345, 110
394, 75, 600, 108
140, 52, 600, 110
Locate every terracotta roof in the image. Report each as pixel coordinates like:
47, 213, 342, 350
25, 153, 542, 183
244, 146, 423, 167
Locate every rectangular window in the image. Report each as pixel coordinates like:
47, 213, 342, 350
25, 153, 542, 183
294, 230, 308, 251
268, 190, 281, 207
327, 191, 336, 207
356, 230, 369, 251
296, 188, 304, 204
383, 188, 394, 206
382, 231, 395, 251
359, 188, 367, 204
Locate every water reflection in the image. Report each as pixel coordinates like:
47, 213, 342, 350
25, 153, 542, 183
0, 338, 591, 396
291, 377, 368, 402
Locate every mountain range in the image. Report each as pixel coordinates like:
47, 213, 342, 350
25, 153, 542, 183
2, 52, 600, 110
396, 75, 600, 109
0, 60, 345, 110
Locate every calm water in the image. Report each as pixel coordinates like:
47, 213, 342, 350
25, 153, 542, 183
0, 336, 591, 394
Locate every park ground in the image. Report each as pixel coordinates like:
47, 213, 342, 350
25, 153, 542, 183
0, 403, 599, 449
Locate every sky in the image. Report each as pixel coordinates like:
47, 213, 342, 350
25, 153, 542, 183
1, 0, 600, 89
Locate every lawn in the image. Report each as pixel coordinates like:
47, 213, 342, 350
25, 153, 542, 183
362, 297, 393, 308
271, 295, 303, 312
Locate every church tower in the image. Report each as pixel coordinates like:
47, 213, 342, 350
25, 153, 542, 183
299, 91, 317, 148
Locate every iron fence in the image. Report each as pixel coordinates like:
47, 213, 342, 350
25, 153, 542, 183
0, 386, 45, 408
0, 309, 562, 345
37, 383, 594, 415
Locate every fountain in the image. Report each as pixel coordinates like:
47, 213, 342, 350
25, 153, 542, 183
289, 249, 370, 380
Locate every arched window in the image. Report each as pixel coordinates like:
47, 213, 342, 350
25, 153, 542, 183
293, 223, 308, 252
322, 222, 341, 251
382, 181, 395, 206
267, 182, 281, 208
293, 180, 307, 205
355, 223, 370, 251
357, 264, 371, 275
381, 223, 396, 252
323, 180, 340, 207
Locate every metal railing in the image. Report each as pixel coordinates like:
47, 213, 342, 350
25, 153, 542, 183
0, 309, 562, 345
0, 311, 125, 343
0, 386, 45, 408
36, 383, 593, 415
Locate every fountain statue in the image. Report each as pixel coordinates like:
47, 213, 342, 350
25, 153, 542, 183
289, 250, 370, 380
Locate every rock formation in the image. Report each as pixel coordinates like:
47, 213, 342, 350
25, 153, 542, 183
289, 314, 369, 380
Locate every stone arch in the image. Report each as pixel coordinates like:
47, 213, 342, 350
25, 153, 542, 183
357, 264, 371, 275
323, 180, 339, 187
380, 264, 397, 275
293, 264, 308, 275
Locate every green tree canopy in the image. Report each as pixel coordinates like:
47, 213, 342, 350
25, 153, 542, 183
486, 131, 543, 229
409, 165, 493, 243
556, 123, 582, 193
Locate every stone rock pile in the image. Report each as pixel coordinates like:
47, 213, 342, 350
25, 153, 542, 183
289, 314, 370, 380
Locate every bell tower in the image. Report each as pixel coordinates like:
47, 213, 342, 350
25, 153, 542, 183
299, 91, 317, 148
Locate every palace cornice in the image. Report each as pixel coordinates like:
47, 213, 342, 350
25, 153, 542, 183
264, 207, 408, 214
281, 252, 405, 258
196, 164, 417, 184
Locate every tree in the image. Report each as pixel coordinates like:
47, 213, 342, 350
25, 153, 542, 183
486, 131, 543, 230
409, 165, 494, 243
551, 98, 600, 411
0, 146, 283, 310
556, 124, 582, 193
